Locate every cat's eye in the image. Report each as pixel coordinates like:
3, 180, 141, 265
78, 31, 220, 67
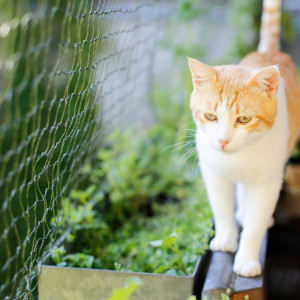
204, 113, 218, 121
237, 116, 252, 124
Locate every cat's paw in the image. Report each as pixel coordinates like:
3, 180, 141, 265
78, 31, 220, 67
233, 258, 261, 277
210, 236, 238, 253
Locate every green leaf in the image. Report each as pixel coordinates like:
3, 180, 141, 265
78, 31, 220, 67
107, 277, 142, 300
66, 233, 75, 242
150, 231, 179, 249
57, 261, 67, 267
221, 292, 230, 300
71, 185, 96, 203
153, 265, 170, 274
186, 296, 197, 300
161, 231, 178, 248
51, 246, 66, 264
114, 262, 122, 271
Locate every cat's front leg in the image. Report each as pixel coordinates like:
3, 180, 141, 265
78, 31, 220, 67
233, 179, 281, 277
201, 164, 238, 253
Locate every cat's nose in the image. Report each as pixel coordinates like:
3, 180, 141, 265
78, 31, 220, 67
218, 139, 230, 149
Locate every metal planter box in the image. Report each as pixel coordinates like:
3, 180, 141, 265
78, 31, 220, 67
39, 256, 205, 300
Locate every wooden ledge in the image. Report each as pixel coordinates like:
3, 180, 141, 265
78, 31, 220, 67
200, 234, 267, 300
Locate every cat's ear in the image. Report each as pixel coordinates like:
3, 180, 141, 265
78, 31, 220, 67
246, 66, 280, 98
187, 57, 217, 90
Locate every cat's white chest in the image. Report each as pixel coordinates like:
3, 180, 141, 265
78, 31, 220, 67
197, 138, 274, 182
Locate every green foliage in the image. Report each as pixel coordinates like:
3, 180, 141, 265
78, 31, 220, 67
282, 11, 297, 43
290, 139, 300, 160
161, 0, 209, 61
51, 124, 213, 275
227, 0, 262, 60
221, 288, 231, 300
176, 0, 206, 21
107, 278, 142, 300
51, 74, 213, 274
94, 129, 194, 222
51, 246, 67, 267
150, 230, 188, 275
221, 294, 230, 300
203, 288, 232, 300
107, 277, 197, 300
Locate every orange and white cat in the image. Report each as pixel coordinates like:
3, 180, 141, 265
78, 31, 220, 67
188, 0, 300, 277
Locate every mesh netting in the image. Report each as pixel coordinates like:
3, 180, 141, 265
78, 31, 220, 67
0, 1, 173, 298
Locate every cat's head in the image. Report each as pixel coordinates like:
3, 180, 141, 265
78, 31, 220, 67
187, 57, 280, 154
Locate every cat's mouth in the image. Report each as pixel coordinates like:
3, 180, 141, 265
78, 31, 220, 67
219, 148, 232, 154
217, 145, 239, 154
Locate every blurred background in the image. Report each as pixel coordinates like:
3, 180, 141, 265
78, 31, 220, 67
0, 0, 300, 299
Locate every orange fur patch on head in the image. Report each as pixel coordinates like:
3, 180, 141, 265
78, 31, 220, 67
235, 75, 278, 132
240, 51, 300, 154
246, 66, 280, 98
245, 115, 274, 132
188, 57, 279, 133
214, 102, 218, 112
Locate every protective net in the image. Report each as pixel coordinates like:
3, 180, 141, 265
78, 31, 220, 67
0, 1, 173, 298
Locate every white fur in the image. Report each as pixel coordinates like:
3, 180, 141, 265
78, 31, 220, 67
264, 0, 281, 9
196, 78, 288, 277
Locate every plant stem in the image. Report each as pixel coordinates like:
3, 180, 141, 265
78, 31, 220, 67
171, 244, 188, 275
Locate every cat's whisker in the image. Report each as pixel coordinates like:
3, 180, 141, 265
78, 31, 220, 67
180, 147, 197, 165
175, 147, 197, 170
182, 146, 196, 159
177, 122, 196, 136
161, 140, 193, 152
182, 148, 197, 163
177, 135, 196, 139
179, 121, 194, 129
161, 140, 195, 153
177, 128, 196, 134
192, 154, 200, 175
